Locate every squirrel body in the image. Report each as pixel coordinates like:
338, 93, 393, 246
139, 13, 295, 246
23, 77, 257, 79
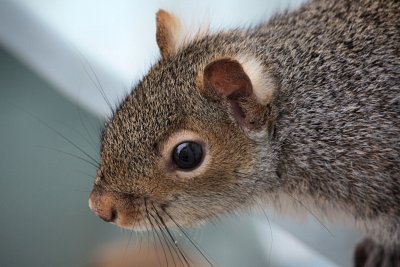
89, 0, 400, 265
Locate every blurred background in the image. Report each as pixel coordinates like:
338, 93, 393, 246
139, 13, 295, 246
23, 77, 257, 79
0, 0, 362, 266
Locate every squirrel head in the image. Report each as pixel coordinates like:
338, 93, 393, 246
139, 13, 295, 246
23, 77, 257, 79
89, 10, 278, 230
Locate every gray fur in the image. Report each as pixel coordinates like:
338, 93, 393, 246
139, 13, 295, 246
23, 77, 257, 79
94, 0, 400, 261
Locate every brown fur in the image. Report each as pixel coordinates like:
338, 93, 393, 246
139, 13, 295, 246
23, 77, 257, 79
89, 0, 400, 265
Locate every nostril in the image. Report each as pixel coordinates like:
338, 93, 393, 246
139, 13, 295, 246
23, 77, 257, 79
98, 207, 117, 223
110, 208, 118, 222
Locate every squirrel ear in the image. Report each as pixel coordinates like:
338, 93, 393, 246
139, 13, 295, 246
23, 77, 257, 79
202, 58, 276, 130
156, 10, 182, 59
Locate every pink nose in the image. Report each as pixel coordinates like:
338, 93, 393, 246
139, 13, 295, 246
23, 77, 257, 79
89, 190, 117, 223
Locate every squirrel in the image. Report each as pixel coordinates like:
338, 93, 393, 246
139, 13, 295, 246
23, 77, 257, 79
88, 0, 400, 265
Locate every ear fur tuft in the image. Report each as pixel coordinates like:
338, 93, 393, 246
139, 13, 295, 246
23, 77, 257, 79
238, 55, 276, 106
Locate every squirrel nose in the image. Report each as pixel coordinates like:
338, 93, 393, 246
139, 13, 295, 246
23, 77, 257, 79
89, 190, 118, 223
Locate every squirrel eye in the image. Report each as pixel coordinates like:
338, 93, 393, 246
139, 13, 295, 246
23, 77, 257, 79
172, 141, 203, 170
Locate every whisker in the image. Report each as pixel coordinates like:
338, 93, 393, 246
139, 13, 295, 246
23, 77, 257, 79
118, 213, 141, 267
139, 211, 153, 261
76, 102, 101, 151
145, 199, 169, 267
39, 145, 99, 169
74, 49, 114, 112
152, 204, 190, 266
154, 207, 190, 266
286, 193, 335, 238
148, 208, 179, 267
61, 121, 98, 154
6, 101, 101, 166
143, 212, 162, 266
119, 230, 133, 267
163, 209, 215, 267
74, 169, 96, 180
71, 189, 91, 193
235, 170, 334, 239
257, 204, 273, 266
136, 230, 143, 255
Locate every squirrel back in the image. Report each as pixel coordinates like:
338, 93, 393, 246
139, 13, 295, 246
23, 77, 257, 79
253, 0, 400, 244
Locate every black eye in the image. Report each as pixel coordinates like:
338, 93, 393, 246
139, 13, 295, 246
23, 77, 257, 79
172, 141, 203, 170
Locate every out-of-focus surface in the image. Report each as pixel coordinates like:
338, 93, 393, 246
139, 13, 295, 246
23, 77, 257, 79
88, 242, 207, 267
0, 0, 362, 266
0, 46, 111, 267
